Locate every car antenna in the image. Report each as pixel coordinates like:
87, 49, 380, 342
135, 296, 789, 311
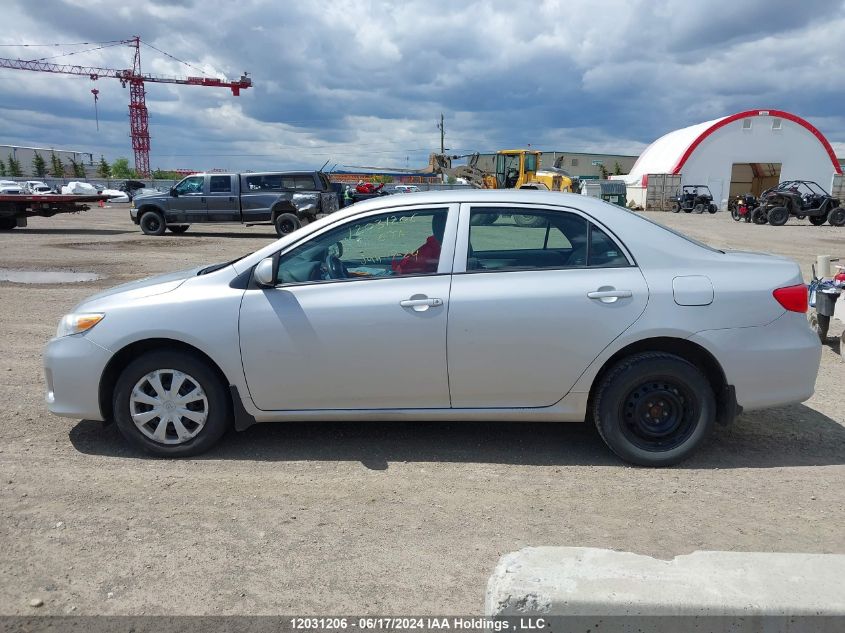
319, 159, 330, 172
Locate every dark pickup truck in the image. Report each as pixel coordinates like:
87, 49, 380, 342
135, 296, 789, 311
130, 171, 339, 236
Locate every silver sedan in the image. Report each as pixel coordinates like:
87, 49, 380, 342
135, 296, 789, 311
44, 190, 821, 466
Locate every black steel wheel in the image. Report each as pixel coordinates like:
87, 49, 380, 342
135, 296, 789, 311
139, 211, 166, 236
672, 203, 681, 214
592, 352, 715, 466
767, 206, 789, 226
708, 203, 717, 214
0, 217, 17, 231
167, 225, 190, 234
809, 215, 827, 226
751, 207, 768, 224
693, 204, 704, 214
827, 207, 845, 227
274, 212, 301, 237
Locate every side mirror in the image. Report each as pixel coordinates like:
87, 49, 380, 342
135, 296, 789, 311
254, 257, 276, 287
170, 187, 178, 197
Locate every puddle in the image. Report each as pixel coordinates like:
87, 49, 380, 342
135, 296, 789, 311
0, 269, 101, 284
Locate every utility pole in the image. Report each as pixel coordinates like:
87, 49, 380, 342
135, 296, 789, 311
437, 113, 445, 154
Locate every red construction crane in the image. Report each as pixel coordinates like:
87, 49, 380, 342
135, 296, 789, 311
0, 36, 252, 177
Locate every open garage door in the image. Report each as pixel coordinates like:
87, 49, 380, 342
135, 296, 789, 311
730, 163, 781, 197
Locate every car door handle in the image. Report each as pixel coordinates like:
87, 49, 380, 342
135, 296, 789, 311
400, 297, 443, 310
588, 289, 632, 303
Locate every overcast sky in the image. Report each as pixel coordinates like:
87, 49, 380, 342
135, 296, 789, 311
1, 0, 844, 172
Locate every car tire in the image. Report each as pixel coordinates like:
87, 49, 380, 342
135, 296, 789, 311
470, 213, 499, 225
167, 225, 190, 234
139, 211, 166, 236
767, 206, 789, 226
672, 203, 681, 214
708, 203, 717, 214
809, 312, 830, 342
592, 352, 716, 467
751, 207, 768, 224
809, 215, 827, 226
112, 350, 231, 457
827, 207, 845, 227
513, 214, 545, 228
274, 212, 301, 237
693, 204, 704, 214
0, 217, 17, 230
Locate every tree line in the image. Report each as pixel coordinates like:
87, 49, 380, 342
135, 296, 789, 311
0, 152, 181, 180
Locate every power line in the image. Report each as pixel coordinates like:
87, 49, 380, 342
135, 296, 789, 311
0, 40, 124, 47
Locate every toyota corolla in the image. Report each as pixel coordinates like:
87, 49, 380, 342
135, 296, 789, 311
44, 190, 821, 466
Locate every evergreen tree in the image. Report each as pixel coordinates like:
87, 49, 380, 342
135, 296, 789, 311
32, 152, 47, 177
613, 161, 623, 176
0, 157, 6, 177
50, 152, 65, 178
97, 155, 111, 179
7, 154, 23, 177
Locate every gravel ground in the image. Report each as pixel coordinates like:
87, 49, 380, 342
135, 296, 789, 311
0, 203, 843, 615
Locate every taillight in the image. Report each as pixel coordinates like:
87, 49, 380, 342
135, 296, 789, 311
773, 284, 808, 313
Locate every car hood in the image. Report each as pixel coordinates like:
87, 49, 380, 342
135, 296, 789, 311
72, 266, 204, 311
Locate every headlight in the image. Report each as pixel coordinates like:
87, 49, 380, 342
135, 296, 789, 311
56, 313, 105, 338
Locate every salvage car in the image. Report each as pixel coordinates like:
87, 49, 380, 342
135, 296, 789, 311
44, 190, 821, 466
130, 171, 339, 236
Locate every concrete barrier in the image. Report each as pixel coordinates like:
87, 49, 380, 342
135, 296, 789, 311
486, 547, 845, 617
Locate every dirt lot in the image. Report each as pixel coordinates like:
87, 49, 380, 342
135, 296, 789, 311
0, 203, 843, 615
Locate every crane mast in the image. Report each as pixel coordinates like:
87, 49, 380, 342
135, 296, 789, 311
0, 36, 252, 177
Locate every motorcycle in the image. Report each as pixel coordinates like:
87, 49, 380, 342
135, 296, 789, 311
729, 194, 757, 222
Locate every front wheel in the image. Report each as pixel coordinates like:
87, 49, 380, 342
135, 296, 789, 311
592, 352, 715, 466
139, 211, 166, 236
693, 204, 704, 214
708, 203, 717, 214
730, 208, 741, 221
751, 206, 768, 224
0, 217, 17, 231
672, 203, 681, 214
767, 206, 789, 226
274, 212, 301, 237
167, 225, 190, 234
112, 350, 231, 457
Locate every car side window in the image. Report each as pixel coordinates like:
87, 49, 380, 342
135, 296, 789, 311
294, 176, 316, 190
467, 208, 630, 271
276, 208, 450, 285
467, 208, 589, 270
209, 176, 231, 193
174, 176, 204, 195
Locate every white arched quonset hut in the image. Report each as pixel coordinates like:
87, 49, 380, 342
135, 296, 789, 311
620, 109, 843, 209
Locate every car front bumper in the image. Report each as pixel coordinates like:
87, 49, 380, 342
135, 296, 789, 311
690, 311, 822, 411
44, 334, 112, 421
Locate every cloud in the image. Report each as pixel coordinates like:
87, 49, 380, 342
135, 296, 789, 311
0, 0, 844, 172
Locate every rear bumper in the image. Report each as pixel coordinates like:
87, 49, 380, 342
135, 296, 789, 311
44, 334, 111, 421
690, 312, 822, 411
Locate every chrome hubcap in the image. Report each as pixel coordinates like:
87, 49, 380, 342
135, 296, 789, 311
129, 369, 208, 445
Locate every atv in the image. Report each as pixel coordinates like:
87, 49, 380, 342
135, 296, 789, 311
751, 180, 845, 227
672, 185, 718, 214
729, 193, 757, 222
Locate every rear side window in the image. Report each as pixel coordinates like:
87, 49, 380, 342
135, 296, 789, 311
209, 176, 231, 193
467, 207, 630, 271
294, 176, 316, 190
244, 175, 282, 191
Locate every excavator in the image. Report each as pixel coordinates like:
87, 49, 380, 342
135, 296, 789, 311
427, 149, 577, 192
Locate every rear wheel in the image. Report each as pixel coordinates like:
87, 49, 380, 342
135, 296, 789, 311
767, 206, 789, 226
809, 312, 830, 342
708, 203, 717, 214
167, 225, 190, 234
274, 212, 301, 237
513, 214, 545, 227
0, 217, 16, 231
751, 207, 768, 224
693, 204, 704, 214
139, 211, 166, 236
827, 207, 845, 227
592, 352, 715, 466
112, 350, 231, 457
809, 215, 827, 226
672, 202, 681, 214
